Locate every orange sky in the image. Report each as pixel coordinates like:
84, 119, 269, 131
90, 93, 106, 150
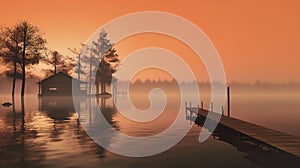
1, 0, 300, 83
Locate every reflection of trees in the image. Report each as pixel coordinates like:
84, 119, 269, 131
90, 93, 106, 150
75, 96, 119, 158
38, 96, 119, 158
0, 95, 120, 166
99, 97, 119, 130
0, 97, 46, 167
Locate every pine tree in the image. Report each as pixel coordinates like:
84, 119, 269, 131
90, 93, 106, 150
95, 48, 119, 94
91, 29, 119, 94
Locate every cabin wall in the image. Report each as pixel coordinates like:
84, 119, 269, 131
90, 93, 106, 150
40, 74, 86, 96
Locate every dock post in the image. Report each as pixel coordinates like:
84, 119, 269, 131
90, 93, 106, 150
185, 101, 187, 113
189, 101, 192, 108
197, 104, 199, 109
201, 101, 203, 109
211, 102, 213, 112
227, 86, 230, 117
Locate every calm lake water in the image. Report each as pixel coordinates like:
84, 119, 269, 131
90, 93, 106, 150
0, 91, 300, 167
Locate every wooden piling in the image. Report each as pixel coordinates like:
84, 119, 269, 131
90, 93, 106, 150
227, 86, 230, 117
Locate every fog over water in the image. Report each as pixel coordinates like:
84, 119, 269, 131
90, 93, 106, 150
0, 75, 300, 167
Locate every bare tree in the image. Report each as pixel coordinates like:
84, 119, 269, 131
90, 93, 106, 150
0, 25, 23, 97
16, 21, 47, 96
68, 44, 86, 80
49, 50, 60, 75
44, 50, 76, 76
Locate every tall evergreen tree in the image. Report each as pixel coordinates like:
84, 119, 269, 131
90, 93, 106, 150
91, 29, 119, 94
96, 48, 119, 94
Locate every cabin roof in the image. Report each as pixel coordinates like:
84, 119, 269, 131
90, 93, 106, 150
37, 72, 87, 84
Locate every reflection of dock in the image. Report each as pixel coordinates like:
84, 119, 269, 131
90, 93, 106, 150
186, 107, 300, 160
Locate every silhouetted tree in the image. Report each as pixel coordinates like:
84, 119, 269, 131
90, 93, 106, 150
92, 29, 120, 94
91, 29, 113, 94
16, 21, 47, 96
1, 21, 48, 96
68, 44, 86, 80
0, 25, 23, 97
44, 50, 75, 76
49, 51, 60, 75
92, 29, 113, 58
95, 48, 119, 94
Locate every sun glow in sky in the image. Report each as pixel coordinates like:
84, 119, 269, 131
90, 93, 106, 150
1, 0, 300, 83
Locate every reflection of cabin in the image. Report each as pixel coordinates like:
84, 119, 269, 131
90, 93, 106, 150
38, 96, 75, 120
37, 72, 87, 96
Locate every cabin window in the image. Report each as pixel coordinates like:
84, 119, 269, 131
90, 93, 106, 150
48, 85, 57, 91
48, 101, 57, 106
80, 84, 86, 90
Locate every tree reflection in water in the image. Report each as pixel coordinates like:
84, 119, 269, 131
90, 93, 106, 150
0, 96, 45, 167
0, 95, 119, 167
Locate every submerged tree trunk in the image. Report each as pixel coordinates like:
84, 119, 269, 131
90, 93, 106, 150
21, 96, 25, 130
12, 61, 17, 97
21, 63, 26, 96
21, 30, 27, 97
12, 96, 16, 132
12, 41, 19, 98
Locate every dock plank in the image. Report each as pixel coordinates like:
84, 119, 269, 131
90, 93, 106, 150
187, 107, 300, 158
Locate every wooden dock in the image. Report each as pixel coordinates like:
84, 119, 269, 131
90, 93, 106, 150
186, 107, 300, 159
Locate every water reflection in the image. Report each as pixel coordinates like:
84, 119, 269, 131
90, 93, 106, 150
77, 96, 120, 156
1, 94, 298, 167
39, 96, 118, 158
0, 96, 45, 167
38, 96, 75, 121
0, 95, 121, 167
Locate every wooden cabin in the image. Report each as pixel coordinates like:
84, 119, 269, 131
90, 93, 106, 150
37, 72, 87, 96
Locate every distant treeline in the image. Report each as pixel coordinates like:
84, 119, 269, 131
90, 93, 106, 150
121, 79, 300, 87
119, 79, 300, 96
1, 74, 299, 95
